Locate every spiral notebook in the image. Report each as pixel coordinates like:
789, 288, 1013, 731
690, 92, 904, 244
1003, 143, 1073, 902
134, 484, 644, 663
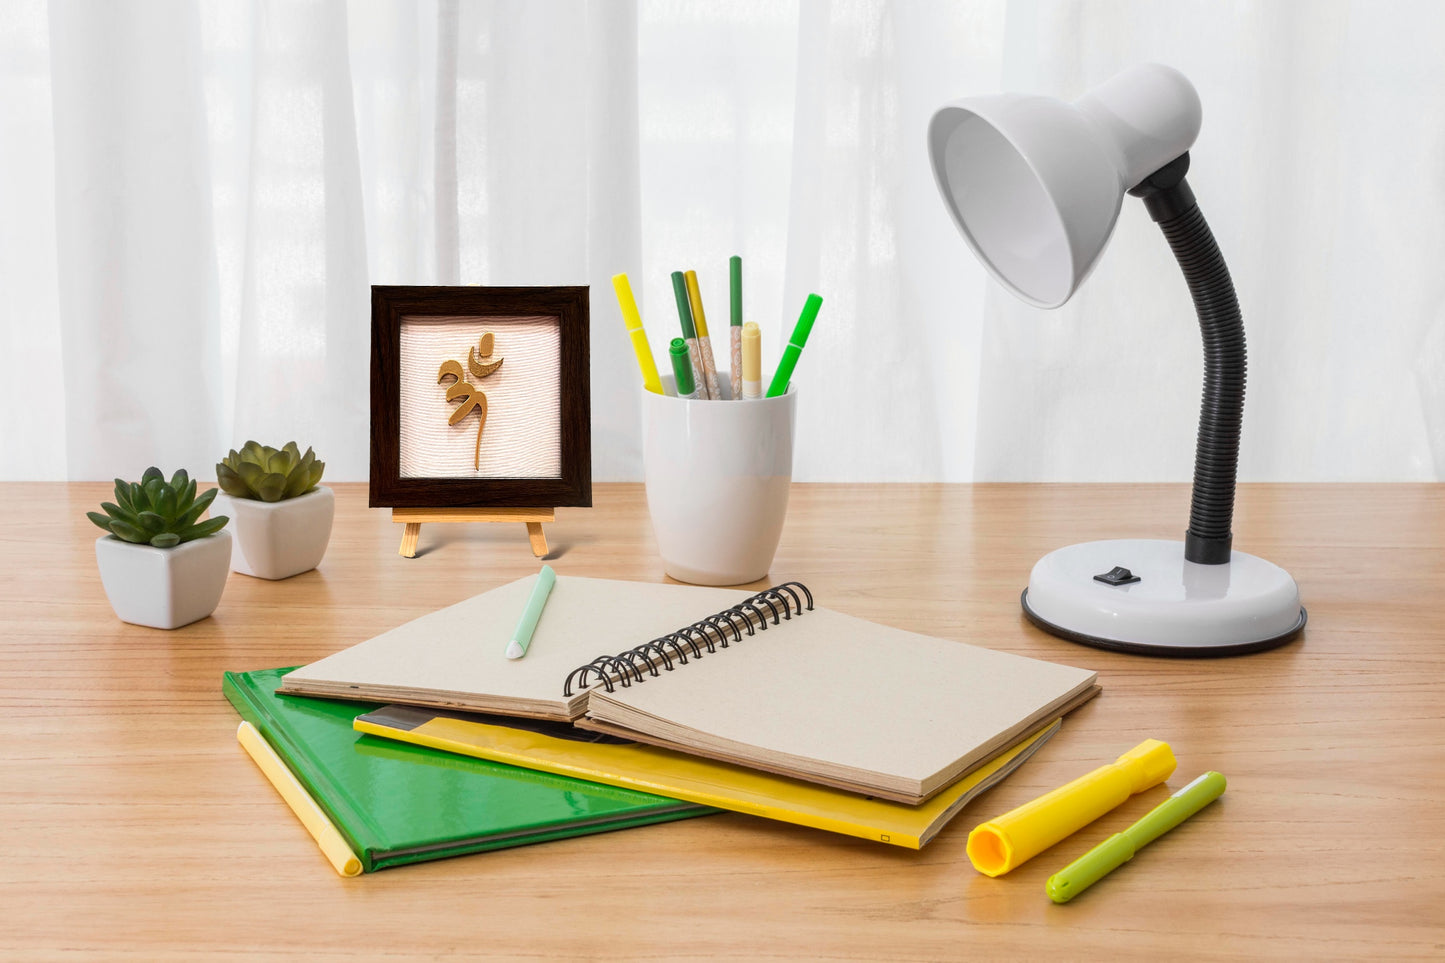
280, 576, 1099, 804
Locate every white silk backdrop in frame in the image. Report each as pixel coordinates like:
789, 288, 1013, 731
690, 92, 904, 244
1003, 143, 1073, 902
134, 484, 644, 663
397, 316, 562, 479
2, 0, 1442, 482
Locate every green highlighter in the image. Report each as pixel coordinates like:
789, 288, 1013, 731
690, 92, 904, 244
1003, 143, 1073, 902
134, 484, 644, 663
1047, 771, 1226, 903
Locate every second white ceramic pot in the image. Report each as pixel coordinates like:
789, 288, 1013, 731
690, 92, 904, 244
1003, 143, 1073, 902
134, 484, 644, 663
212, 486, 335, 580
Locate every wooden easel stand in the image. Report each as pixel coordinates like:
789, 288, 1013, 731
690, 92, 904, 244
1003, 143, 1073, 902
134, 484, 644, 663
392, 507, 553, 558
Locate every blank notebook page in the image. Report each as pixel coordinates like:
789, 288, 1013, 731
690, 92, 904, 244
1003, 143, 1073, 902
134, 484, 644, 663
281, 576, 752, 715
588, 607, 1098, 789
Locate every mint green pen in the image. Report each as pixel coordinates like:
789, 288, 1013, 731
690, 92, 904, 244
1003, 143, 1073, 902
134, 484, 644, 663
1046, 771, 1226, 904
766, 293, 822, 397
505, 565, 556, 660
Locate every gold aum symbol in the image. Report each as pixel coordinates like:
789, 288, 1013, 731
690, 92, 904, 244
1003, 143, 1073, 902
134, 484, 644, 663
438, 332, 504, 470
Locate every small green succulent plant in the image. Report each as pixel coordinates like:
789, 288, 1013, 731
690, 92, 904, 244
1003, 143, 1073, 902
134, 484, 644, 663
88, 468, 229, 548
216, 441, 326, 503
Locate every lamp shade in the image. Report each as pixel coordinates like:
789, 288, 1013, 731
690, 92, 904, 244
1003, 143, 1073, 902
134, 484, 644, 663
927, 63, 1202, 308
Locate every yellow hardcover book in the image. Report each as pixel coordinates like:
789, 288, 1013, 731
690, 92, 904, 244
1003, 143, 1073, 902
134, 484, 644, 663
355, 708, 1063, 849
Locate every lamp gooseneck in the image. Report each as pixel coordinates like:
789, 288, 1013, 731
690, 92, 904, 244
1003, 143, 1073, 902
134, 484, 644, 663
1130, 153, 1244, 565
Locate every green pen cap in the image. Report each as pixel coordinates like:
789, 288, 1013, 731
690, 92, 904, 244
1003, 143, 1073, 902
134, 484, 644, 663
671, 271, 697, 340
791, 293, 823, 346
668, 337, 695, 396
730, 256, 742, 326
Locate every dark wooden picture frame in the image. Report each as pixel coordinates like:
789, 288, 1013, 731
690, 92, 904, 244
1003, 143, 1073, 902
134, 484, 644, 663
370, 285, 591, 510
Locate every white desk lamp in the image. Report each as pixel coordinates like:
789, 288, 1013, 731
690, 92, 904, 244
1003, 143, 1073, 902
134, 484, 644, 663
928, 64, 1305, 656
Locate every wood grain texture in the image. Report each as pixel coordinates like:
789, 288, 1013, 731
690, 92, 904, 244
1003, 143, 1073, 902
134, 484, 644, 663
2, 482, 1442, 959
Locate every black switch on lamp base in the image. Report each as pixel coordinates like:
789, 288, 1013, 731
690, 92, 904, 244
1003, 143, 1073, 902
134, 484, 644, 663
1093, 566, 1140, 587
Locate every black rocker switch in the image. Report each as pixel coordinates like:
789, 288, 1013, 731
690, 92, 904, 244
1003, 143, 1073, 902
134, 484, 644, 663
1094, 566, 1141, 586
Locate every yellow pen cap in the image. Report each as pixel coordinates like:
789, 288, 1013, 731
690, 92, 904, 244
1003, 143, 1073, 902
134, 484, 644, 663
741, 322, 761, 382
966, 738, 1176, 877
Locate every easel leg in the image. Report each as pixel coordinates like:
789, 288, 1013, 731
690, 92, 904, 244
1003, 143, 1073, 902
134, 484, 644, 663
399, 522, 422, 558
526, 522, 548, 558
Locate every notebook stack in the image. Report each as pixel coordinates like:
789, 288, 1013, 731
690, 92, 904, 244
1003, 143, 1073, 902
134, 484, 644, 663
229, 575, 1099, 873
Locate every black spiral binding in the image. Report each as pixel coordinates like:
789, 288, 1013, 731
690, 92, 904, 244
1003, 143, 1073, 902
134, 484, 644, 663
562, 581, 813, 697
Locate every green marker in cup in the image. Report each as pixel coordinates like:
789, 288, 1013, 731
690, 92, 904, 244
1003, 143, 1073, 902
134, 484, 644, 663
669, 338, 698, 399
766, 294, 822, 397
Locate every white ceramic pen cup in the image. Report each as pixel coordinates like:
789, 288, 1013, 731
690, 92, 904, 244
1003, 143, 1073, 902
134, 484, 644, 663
641, 377, 796, 586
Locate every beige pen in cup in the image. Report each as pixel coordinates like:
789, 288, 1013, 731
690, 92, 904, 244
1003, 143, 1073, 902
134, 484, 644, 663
729, 255, 744, 399
742, 322, 762, 399
684, 270, 721, 400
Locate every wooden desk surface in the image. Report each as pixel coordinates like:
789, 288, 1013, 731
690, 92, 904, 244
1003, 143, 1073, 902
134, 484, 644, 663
3, 482, 1442, 959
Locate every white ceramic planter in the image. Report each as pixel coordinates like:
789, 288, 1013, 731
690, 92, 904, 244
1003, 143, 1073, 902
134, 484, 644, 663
95, 531, 232, 629
212, 486, 334, 580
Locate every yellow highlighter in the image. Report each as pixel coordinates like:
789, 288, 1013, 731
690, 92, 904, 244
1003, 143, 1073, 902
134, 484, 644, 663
237, 721, 363, 877
612, 273, 663, 395
967, 738, 1176, 877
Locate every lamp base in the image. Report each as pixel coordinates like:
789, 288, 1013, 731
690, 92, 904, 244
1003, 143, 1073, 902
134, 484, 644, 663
1020, 539, 1306, 657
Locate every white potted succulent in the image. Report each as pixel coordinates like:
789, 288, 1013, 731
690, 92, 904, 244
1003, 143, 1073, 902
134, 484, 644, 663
211, 440, 333, 580
88, 468, 232, 629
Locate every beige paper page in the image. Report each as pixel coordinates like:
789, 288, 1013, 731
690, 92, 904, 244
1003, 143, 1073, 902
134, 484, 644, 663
593, 607, 1097, 784
281, 576, 754, 711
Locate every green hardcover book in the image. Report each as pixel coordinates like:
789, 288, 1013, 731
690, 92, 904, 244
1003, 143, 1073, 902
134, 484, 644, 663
224, 667, 712, 873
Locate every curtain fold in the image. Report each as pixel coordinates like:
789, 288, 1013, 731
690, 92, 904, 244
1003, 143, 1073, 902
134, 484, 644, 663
229, 0, 371, 479
0, 0, 65, 480
1, 0, 1440, 482
48, 0, 223, 482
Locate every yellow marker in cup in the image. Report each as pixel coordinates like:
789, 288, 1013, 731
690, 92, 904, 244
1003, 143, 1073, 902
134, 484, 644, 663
612, 273, 663, 395
684, 270, 721, 400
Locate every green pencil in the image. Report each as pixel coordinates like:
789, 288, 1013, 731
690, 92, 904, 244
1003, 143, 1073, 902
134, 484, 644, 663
671, 271, 706, 398
729, 256, 743, 399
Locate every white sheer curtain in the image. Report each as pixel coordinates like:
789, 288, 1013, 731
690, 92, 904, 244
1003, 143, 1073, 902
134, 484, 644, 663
2, 0, 1442, 482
